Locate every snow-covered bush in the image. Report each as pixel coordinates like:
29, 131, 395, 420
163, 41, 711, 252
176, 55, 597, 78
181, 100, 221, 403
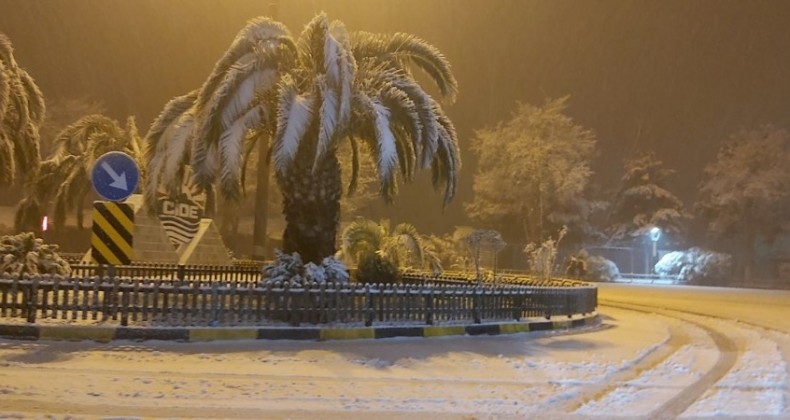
261, 250, 349, 286
655, 247, 732, 284
0, 232, 71, 277
572, 251, 620, 282
524, 226, 566, 280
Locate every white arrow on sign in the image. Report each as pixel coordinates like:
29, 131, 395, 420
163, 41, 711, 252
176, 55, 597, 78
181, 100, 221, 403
101, 161, 128, 191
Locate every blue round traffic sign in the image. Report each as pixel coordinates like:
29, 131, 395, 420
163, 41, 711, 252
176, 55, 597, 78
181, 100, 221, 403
91, 151, 140, 202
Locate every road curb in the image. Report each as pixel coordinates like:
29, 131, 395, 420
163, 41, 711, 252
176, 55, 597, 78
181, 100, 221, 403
0, 313, 599, 343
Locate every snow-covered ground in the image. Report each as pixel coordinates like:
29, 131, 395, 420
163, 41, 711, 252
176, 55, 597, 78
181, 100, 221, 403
0, 283, 788, 418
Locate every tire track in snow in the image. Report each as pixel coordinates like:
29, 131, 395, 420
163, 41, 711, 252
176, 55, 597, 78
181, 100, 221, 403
543, 321, 689, 415
600, 300, 742, 419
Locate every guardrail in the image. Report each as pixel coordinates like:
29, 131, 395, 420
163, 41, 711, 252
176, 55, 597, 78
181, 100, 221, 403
0, 275, 597, 327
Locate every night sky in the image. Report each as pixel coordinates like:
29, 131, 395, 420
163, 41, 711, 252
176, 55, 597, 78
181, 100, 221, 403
2, 0, 790, 233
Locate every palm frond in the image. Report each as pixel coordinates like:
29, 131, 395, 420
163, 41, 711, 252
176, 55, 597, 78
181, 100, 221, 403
392, 222, 424, 266
0, 132, 14, 184
297, 13, 328, 73
346, 135, 361, 195
271, 76, 315, 176
330, 21, 355, 127
0, 33, 17, 70
17, 68, 44, 125
192, 17, 294, 190
352, 32, 458, 102
144, 91, 197, 209
52, 114, 119, 158
14, 196, 42, 232
430, 108, 461, 205
12, 122, 40, 178
341, 218, 384, 263
313, 75, 339, 171
0, 61, 9, 124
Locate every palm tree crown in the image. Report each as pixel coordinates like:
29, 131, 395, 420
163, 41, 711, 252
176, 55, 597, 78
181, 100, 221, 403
0, 33, 44, 185
149, 14, 460, 263
16, 114, 142, 231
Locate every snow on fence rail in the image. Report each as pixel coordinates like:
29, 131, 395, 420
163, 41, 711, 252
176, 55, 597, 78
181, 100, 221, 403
0, 276, 597, 327
68, 264, 263, 283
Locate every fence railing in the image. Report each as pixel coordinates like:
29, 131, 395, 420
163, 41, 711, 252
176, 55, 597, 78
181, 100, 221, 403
0, 276, 597, 327
68, 263, 262, 283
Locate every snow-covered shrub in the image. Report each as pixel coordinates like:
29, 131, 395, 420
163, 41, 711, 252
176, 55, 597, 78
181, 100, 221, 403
261, 250, 349, 286
573, 251, 620, 282
524, 226, 567, 280
0, 232, 71, 277
321, 256, 350, 283
655, 247, 732, 284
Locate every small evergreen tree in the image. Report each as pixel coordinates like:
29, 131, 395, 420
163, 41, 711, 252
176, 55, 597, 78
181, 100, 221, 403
607, 151, 686, 244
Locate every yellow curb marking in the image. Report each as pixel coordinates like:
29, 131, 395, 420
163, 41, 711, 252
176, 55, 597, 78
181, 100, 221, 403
499, 323, 530, 334
423, 325, 466, 337
320, 328, 375, 340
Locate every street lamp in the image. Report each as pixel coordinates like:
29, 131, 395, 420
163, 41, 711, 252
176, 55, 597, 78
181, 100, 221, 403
649, 227, 661, 273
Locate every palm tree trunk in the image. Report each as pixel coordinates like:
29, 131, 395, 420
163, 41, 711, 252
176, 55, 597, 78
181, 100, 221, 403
252, 135, 270, 260
279, 151, 341, 264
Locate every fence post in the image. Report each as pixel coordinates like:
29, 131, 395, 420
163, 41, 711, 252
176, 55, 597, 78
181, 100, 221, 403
107, 265, 117, 279
472, 285, 481, 324
513, 290, 523, 321
425, 287, 434, 326
120, 286, 130, 327
26, 277, 38, 324
364, 284, 373, 327
177, 264, 186, 281
210, 283, 219, 326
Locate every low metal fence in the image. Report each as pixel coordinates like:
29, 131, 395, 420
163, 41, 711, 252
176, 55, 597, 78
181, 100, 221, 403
0, 276, 597, 327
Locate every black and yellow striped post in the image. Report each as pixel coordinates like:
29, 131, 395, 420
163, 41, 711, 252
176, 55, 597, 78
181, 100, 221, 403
91, 201, 134, 265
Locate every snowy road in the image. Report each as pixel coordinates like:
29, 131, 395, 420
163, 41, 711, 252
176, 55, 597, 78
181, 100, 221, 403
0, 283, 788, 418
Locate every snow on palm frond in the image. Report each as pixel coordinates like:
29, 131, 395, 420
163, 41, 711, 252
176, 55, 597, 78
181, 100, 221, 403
0, 133, 13, 184
153, 113, 194, 201
372, 99, 398, 197
218, 104, 265, 199
192, 17, 294, 189
18, 68, 44, 125
145, 91, 198, 209
0, 62, 9, 124
432, 109, 461, 205
124, 116, 143, 161
0, 33, 17, 69
297, 14, 329, 73
313, 75, 338, 171
52, 114, 119, 158
378, 82, 422, 180
330, 21, 355, 127
272, 76, 315, 175
12, 123, 39, 177
352, 32, 458, 103
298, 16, 356, 173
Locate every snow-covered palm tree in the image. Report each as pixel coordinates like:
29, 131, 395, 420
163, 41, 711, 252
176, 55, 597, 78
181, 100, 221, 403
150, 14, 460, 263
16, 114, 143, 230
0, 33, 45, 185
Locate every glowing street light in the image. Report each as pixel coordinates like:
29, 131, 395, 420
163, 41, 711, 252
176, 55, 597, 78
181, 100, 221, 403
41, 216, 48, 232
649, 227, 661, 273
